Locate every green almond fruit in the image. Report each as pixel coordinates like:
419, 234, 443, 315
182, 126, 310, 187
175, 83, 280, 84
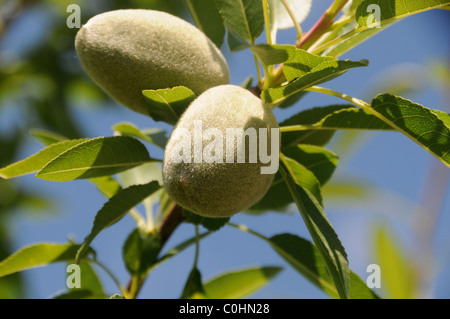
162, 85, 280, 218
75, 9, 229, 115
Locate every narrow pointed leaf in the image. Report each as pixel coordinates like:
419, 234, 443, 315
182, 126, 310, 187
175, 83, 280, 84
36, 136, 154, 181
249, 145, 338, 213
0, 139, 86, 179
184, 210, 229, 232
203, 267, 282, 299
262, 48, 368, 105
0, 243, 80, 278
76, 181, 161, 263
230, 225, 379, 299
280, 157, 350, 299
181, 267, 206, 299
270, 233, 379, 299
356, 0, 449, 29
327, 0, 448, 57
367, 94, 450, 167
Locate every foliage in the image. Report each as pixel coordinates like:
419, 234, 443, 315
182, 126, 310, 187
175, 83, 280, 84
0, 0, 448, 299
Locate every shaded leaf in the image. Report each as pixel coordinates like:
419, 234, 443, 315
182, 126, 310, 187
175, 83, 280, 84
54, 290, 95, 299
184, 210, 229, 232
368, 94, 450, 167
185, 0, 225, 47
281, 106, 393, 132
248, 145, 338, 213
270, 233, 379, 299
74, 261, 104, 295
215, 0, 264, 43
123, 228, 161, 275
143, 86, 195, 125
181, 267, 206, 299
76, 181, 161, 263
280, 157, 350, 298
36, 136, 154, 181
203, 266, 282, 299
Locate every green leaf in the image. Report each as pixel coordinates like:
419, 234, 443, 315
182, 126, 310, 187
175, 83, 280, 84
181, 267, 206, 299
0, 243, 80, 278
35, 136, 154, 182
280, 157, 350, 299
282, 145, 338, 185
250, 44, 291, 66
185, 0, 225, 47
0, 139, 86, 179
281, 106, 393, 132
30, 129, 68, 146
67, 261, 105, 298
281, 157, 323, 204
279, 105, 359, 148
261, 47, 368, 105
76, 181, 161, 263
248, 145, 338, 213
112, 122, 168, 149
327, 0, 449, 57
142, 86, 196, 125
326, 26, 390, 58
184, 210, 229, 232
230, 224, 379, 299
269, 233, 379, 299
215, 0, 264, 43
227, 29, 250, 52
367, 94, 450, 167
203, 266, 282, 299
123, 228, 161, 275
355, 0, 449, 29
374, 225, 417, 299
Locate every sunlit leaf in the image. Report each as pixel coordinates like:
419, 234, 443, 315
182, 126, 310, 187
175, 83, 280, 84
36, 136, 155, 181
203, 266, 282, 299
0, 139, 86, 179
0, 243, 80, 278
